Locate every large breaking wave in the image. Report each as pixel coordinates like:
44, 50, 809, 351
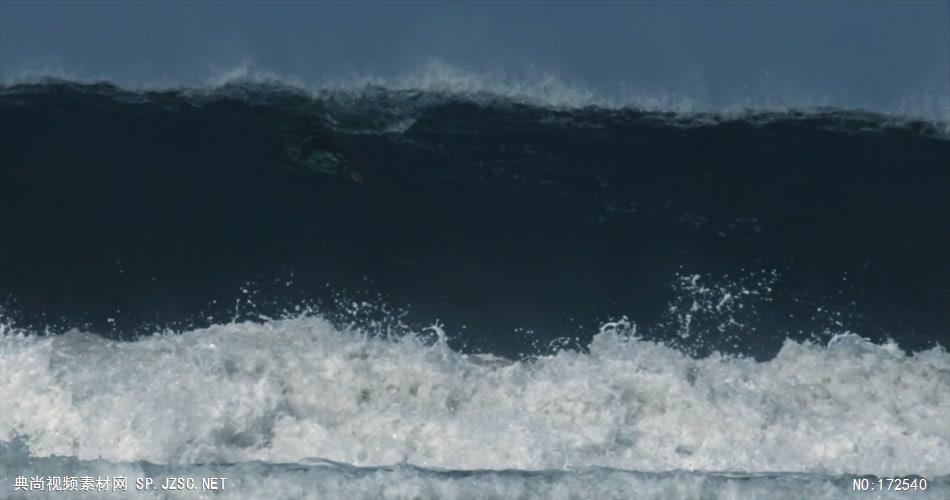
1, 79, 948, 498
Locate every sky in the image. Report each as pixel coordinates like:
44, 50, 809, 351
1, 1, 948, 118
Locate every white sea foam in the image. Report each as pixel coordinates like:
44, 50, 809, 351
1, 316, 948, 484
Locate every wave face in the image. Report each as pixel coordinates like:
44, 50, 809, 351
2, 80, 948, 355
1, 80, 949, 498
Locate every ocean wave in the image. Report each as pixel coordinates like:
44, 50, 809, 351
2, 316, 947, 477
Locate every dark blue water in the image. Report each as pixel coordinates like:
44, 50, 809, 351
1, 80, 947, 358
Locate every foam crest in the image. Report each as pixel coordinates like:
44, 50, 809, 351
5, 61, 947, 129
1, 317, 948, 477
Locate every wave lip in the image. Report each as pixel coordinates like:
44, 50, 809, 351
2, 77, 945, 140
2, 63, 948, 134
2, 317, 948, 478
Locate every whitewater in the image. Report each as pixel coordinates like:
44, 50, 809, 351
1, 316, 948, 498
